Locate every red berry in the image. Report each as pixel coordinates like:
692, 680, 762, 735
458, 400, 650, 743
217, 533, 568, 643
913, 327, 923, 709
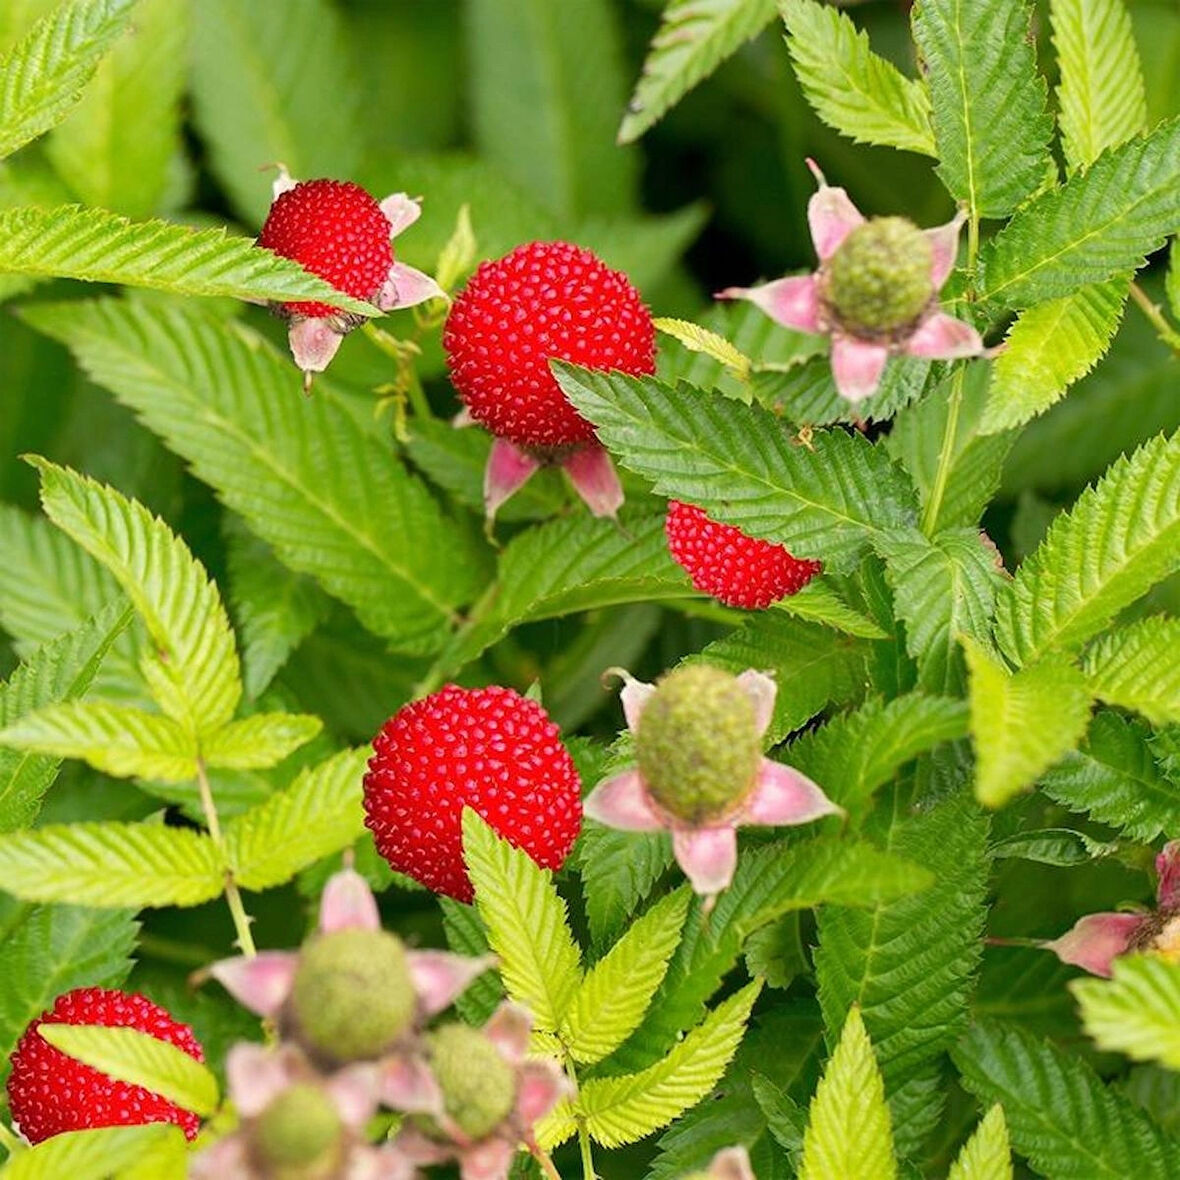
6, 988, 205, 1145
363, 685, 582, 903
666, 500, 822, 609
257, 179, 392, 319
443, 241, 656, 450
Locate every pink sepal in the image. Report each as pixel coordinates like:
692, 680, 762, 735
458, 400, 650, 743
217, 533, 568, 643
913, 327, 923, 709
453, 406, 476, 428
740, 759, 841, 827
378, 262, 446, 312
326, 1063, 381, 1129
289, 318, 344, 381
830, 336, 889, 402
905, 312, 984, 360
708, 1146, 757, 1180
1156, 841, 1180, 910
925, 211, 967, 289
188, 1133, 249, 1179
1044, 912, 1146, 977
806, 159, 864, 261
484, 1001, 532, 1065
515, 1059, 572, 1126
396, 1126, 459, 1166
226, 1043, 298, 1117
672, 826, 739, 898
484, 438, 541, 519
562, 446, 625, 519
349, 1145, 419, 1180
459, 1138, 517, 1180
583, 770, 665, 832
380, 193, 423, 238
319, 867, 381, 934
613, 669, 655, 732
211, 951, 298, 1017
380, 1054, 445, 1115
717, 275, 821, 334
407, 950, 497, 1017
735, 670, 777, 739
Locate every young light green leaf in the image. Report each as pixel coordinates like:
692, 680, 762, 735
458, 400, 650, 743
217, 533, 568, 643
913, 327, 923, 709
947, 1105, 1012, 1180
0, 1124, 185, 1180
1072, 955, 1180, 1069
0, 204, 373, 310
0, 0, 134, 161
561, 889, 690, 1065
782, 0, 934, 156
223, 747, 369, 891
980, 118, 1180, 309
774, 579, 887, 640
0, 701, 197, 782
995, 431, 1180, 666
965, 640, 1092, 809
0, 822, 224, 907
980, 277, 1130, 434
200, 712, 322, 772
1082, 617, 1180, 726
911, 0, 1052, 218
800, 1006, 896, 1180
620, 0, 776, 145
953, 1019, 1180, 1179
21, 300, 480, 654
39, 1023, 218, 1115
654, 317, 752, 382
30, 457, 241, 733
553, 364, 917, 573
462, 808, 582, 1032
991, 827, 1119, 868
1051, 0, 1147, 171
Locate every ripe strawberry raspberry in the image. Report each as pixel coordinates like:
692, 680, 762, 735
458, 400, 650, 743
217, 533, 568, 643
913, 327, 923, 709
6, 988, 205, 1144
363, 685, 582, 902
443, 241, 655, 519
666, 500, 822, 609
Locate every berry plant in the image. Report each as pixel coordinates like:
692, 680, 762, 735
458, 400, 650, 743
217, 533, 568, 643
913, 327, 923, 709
0, 0, 1178, 1177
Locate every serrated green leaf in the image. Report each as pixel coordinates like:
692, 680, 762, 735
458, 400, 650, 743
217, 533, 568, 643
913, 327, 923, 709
991, 827, 1119, 867
1051, 0, 1147, 172
1073, 954, 1180, 1069
554, 364, 916, 573
30, 457, 241, 733
877, 528, 1004, 693
0, 0, 134, 162
0, 700, 196, 782
979, 119, 1180, 309
815, 793, 988, 1157
654, 317, 752, 382
223, 747, 369, 892
439, 897, 504, 1027
1082, 617, 1180, 725
965, 640, 1092, 809
576, 822, 673, 951
0, 822, 224, 907
0, 1124, 185, 1180
782, 0, 934, 156
774, 579, 888, 640
561, 889, 690, 1065
1168, 240, 1180, 321
462, 809, 582, 1033
953, 1019, 1180, 1178
201, 712, 322, 772
980, 278, 1130, 434
0, 604, 132, 831
21, 299, 483, 653
1040, 710, 1180, 842
947, 1105, 1012, 1180
995, 431, 1180, 666
752, 1070, 806, 1158
0, 205, 373, 310
39, 1023, 218, 1115
620, 0, 776, 144
911, 0, 1052, 218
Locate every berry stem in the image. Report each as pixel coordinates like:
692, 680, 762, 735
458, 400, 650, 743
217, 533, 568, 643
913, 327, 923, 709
920, 361, 967, 536
196, 757, 257, 958
413, 582, 499, 697
1128, 281, 1180, 357
530, 1144, 564, 1180
577, 1122, 598, 1180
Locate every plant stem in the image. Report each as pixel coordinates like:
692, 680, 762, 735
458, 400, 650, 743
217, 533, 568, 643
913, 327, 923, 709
196, 757, 257, 958
413, 581, 500, 698
0, 1120, 22, 1154
530, 1144, 564, 1180
966, 211, 981, 293
921, 361, 967, 536
578, 1124, 597, 1180
1128, 281, 1180, 356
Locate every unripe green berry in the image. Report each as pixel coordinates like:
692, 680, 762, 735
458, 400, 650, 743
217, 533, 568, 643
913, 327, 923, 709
251, 1084, 343, 1180
636, 666, 761, 825
428, 1023, 516, 1141
287, 929, 415, 1065
824, 216, 933, 336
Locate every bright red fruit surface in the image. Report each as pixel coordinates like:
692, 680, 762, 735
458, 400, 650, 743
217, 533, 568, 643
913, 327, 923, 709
257, 178, 392, 318
6, 987, 205, 1144
363, 684, 582, 902
443, 240, 656, 450
666, 500, 822, 609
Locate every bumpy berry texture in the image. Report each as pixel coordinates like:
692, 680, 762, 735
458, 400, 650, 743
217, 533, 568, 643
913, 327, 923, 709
6, 987, 205, 1144
443, 241, 656, 450
427, 1023, 516, 1140
666, 500, 822, 609
257, 179, 392, 319
251, 1083, 344, 1180
363, 685, 582, 902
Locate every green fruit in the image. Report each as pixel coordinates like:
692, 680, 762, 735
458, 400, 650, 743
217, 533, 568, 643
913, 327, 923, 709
825, 216, 933, 336
636, 665, 761, 825
428, 1023, 516, 1141
251, 1084, 343, 1180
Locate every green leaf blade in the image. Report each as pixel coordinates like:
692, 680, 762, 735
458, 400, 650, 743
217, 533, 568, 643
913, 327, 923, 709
1073, 954, 1180, 1069
947, 1105, 1013, 1180
201, 712, 322, 772
0, 1124, 185, 1180
1082, 617, 1180, 725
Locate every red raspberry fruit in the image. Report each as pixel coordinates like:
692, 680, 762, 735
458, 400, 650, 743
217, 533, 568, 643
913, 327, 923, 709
443, 241, 656, 451
257, 178, 393, 319
363, 685, 582, 903
666, 500, 822, 609
6, 988, 205, 1144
